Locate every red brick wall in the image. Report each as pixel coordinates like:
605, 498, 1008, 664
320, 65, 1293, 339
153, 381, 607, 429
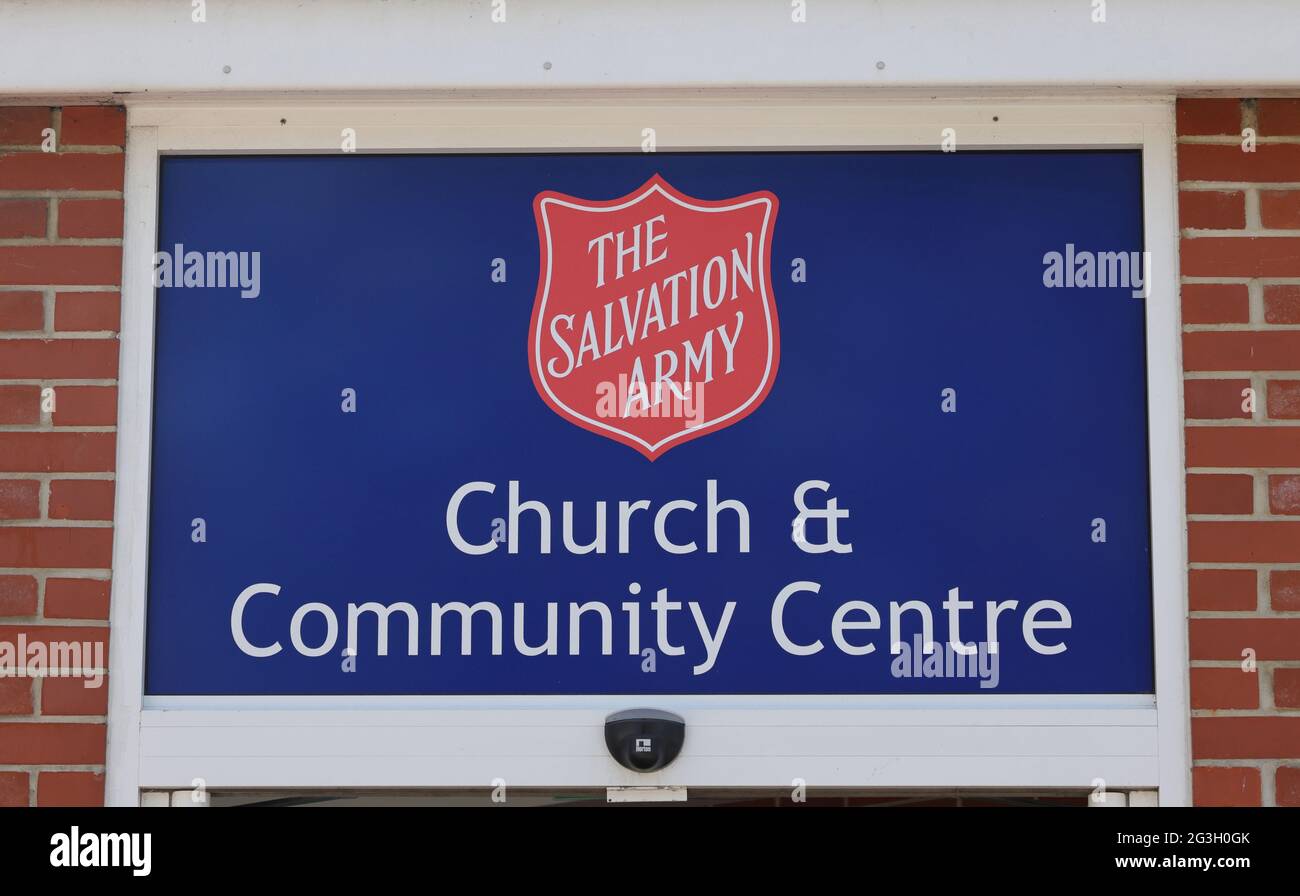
1179, 98, 1300, 807
0, 105, 123, 806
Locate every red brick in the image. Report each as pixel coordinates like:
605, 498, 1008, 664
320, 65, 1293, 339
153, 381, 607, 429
0, 291, 43, 330
0, 771, 28, 807
51, 385, 117, 426
1179, 191, 1245, 230
0, 384, 40, 424
54, 292, 119, 332
1270, 475, 1300, 515
1268, 380, 1300, 419
0, 339, 118, 378
37, 771, 104, 807
44, 578, 110, 620
56, 199, 123, 239
0, 722, 104, 764
0, 246, 120, 286
1275, 668, 1300, 708
1181, 237, 1300, 278
0, 528, 114, 568
41, 675, 108, 715
1179, 143, 1300, 183
1177, 99, 1242, 137
0, 480, 40, 520
1278, 766, 1300, 806
1190, 667, 1259, 709
0, 575, 38, 616
1274, 570, 1300, 611
1182, 283, 1250, 325
0, 153, 123, 191
0, 677, 33, 714
1193, 716, 1300, 759
1257, 99, 1300, 136
1187, 426, 1300, 468
1264, 284, 1300, 324
1183, 379, 1252, 419
60, 107, 125, 147
0, 107, 51, 145
1189, 521, 1300, 562
1186, 474, 1253, 515
1190, 617, 1300, 660
0, 432, 115, 472
0, 198, 47, 238
1189, 568, 1257, 612
1260, 190, 1300, 229
1192, 766, 1261, 806
1183, 331, 1300, 371
49, 480, 114, 521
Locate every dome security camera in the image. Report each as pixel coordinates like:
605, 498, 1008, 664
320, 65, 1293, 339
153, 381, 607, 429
604, 708, 685, 773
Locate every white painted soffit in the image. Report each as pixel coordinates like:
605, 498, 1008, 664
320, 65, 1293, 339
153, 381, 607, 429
0, 0, 1298, 97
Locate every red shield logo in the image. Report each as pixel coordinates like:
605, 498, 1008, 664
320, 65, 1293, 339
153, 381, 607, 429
529, 175, 780, 460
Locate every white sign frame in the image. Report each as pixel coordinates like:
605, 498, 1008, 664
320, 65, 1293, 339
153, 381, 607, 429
106, 95, 1189, 806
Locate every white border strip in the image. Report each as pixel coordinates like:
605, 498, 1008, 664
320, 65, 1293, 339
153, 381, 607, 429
105, 123, 159, 807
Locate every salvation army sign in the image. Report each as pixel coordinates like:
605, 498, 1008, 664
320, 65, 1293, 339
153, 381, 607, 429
145, 152, 1154, 696
529, 175, 778, 459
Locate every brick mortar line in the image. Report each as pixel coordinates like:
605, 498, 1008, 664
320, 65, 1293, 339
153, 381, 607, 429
0, 144, 122, 154
1187, 514, 1300, 522
1190, 709, 1300, 716
1184, 377, 1300, 386
0, 569, 109, 577
1187, 469, 1300, 475
1183, 419, 1300, 425
1181, 181, 1300, 190
1191, 610, 1300, 619
0, 473, 116, 481
1182, 276, 1300, 283
1183, 325, 1300, 331
1189, 560, 1300, 568
1246, 188, 1262, 230
0, 192, 122, 202
1183, 229, 1300, 237
0, 332, 121, 339
0, 619, 110, 629
1249, 280, 1265, 324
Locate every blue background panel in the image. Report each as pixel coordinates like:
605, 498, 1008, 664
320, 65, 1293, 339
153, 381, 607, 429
146, 152, 1153, 695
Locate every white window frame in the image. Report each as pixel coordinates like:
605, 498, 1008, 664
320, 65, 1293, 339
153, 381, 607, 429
106, 95, 1189, 806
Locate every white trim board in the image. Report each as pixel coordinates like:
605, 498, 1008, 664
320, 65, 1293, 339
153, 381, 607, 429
4, 1, 1300, 94
106, 96, 1190, 806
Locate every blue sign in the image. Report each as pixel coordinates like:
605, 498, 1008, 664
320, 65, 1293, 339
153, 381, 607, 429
145, 151, 1153, 695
